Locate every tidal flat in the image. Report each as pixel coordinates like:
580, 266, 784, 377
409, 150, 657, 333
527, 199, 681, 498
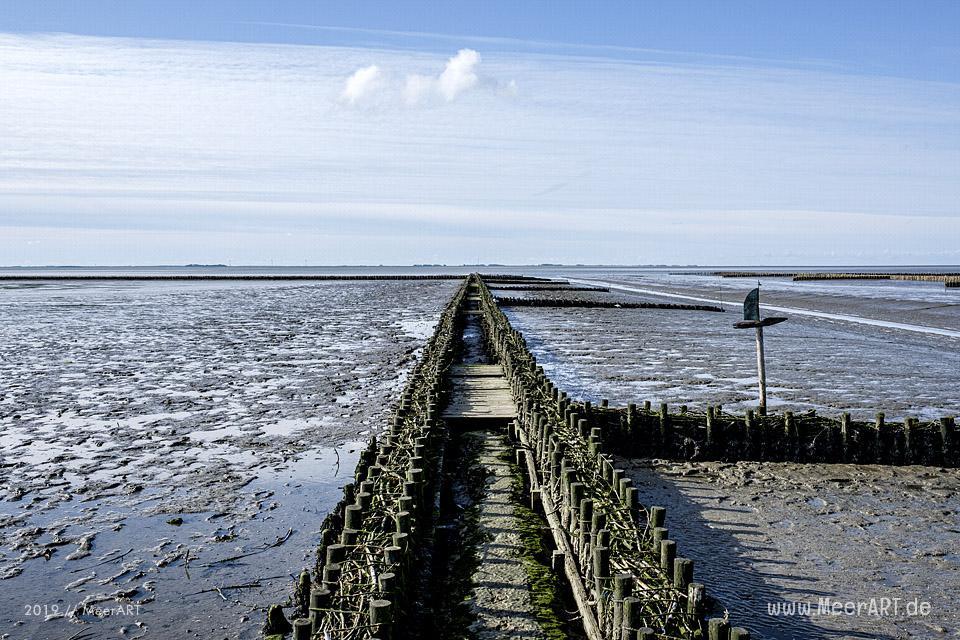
0, 279, 456, 639
1, 269, 958, 639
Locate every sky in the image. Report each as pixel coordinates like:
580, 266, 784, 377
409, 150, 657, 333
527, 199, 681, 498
1, 1, 959, 265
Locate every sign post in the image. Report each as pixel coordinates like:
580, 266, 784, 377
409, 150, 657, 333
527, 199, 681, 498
734, 284, 786, 414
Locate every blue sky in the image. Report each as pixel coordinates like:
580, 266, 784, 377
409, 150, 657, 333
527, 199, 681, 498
1, 1, 959, 265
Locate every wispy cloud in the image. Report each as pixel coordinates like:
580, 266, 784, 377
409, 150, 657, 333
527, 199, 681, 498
238, 21, 852, 72
0, 33, 958, 264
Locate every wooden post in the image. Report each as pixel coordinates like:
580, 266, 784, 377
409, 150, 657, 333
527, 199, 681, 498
674, 557, 694, 591
876, 412, 890, 463
756, 325, 767, 414
659, 403, 670, 455
593, 545, 610, 594
379, 572, 397, 597
322, 563, 341, 589
344, 504, 363, 530
309, 589, 330, 634
708, 618, 730, 640
660, 539, 676, 578
369, 599, 393, 639
649, 506, 666, 529
688, 581, 705, 617
612, 573, 632, 638
652, 526, 668, 552
292, 618, 312, 640
783, 411, 795, 459
325, 544, 346, 565
706, 406, 719, 455
840, 412, 852, 462
904, 418, 916, 464
941, 417, 955, 465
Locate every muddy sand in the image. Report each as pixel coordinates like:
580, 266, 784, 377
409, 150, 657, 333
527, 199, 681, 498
0, 279, 456, 639
622, 459, 960, 639
506, 287, 960, 420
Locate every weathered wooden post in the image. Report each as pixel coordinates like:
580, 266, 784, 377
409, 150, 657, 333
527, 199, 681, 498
292, 618, 312, 640
734, 285, 786, 415
941, 416, 956, 465
369, 599, 393, 639
708, 618, 730, 640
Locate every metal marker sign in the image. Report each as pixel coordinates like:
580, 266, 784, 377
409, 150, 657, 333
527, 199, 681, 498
734, 285, 787, 413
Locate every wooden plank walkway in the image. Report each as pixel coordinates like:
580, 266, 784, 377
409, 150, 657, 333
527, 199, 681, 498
442, 364, 516, 420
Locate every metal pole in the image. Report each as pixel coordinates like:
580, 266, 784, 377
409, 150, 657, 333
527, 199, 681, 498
755, 325, 767, 414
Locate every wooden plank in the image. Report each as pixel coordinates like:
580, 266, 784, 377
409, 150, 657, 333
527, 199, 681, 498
516, 426, 603, 640
442, 364, 516, 419
449, 364, 506, 377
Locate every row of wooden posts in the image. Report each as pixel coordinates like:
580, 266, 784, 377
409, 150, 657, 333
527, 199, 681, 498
490, 284, 610, 292
494, 296, 724, 312
579, 404, 958, 466
703, 271, 960, 287
263, 279, 472, 639
475, 275, 751, 640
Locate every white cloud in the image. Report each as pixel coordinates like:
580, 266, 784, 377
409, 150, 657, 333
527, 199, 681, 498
437, 48, 480, 101
402, 48, 483, 104
341, 64, 383, 104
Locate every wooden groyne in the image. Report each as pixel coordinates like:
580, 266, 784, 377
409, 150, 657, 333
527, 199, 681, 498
475, 277, 745, 639
495, 296, 725, 312
701, 271, 960, 288
489, 285, 611, 292
262, 278, 469, 639
264, 275, 748, 639
263, 272, 956, 639
793, 272, 960, 284
580, 405, 957, 467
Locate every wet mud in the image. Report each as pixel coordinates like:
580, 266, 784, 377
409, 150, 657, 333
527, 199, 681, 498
0, 279, 456, 639
506, 295, 960, 420
622, 459, 960, 639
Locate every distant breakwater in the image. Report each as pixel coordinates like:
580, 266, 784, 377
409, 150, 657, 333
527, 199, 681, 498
688, 271, 960, 288
495, 296, 725, 312
0, 274, 554, 282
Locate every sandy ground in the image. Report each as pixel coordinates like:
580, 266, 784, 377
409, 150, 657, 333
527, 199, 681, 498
622, 459, 960, 640
0, 279, 456, 639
